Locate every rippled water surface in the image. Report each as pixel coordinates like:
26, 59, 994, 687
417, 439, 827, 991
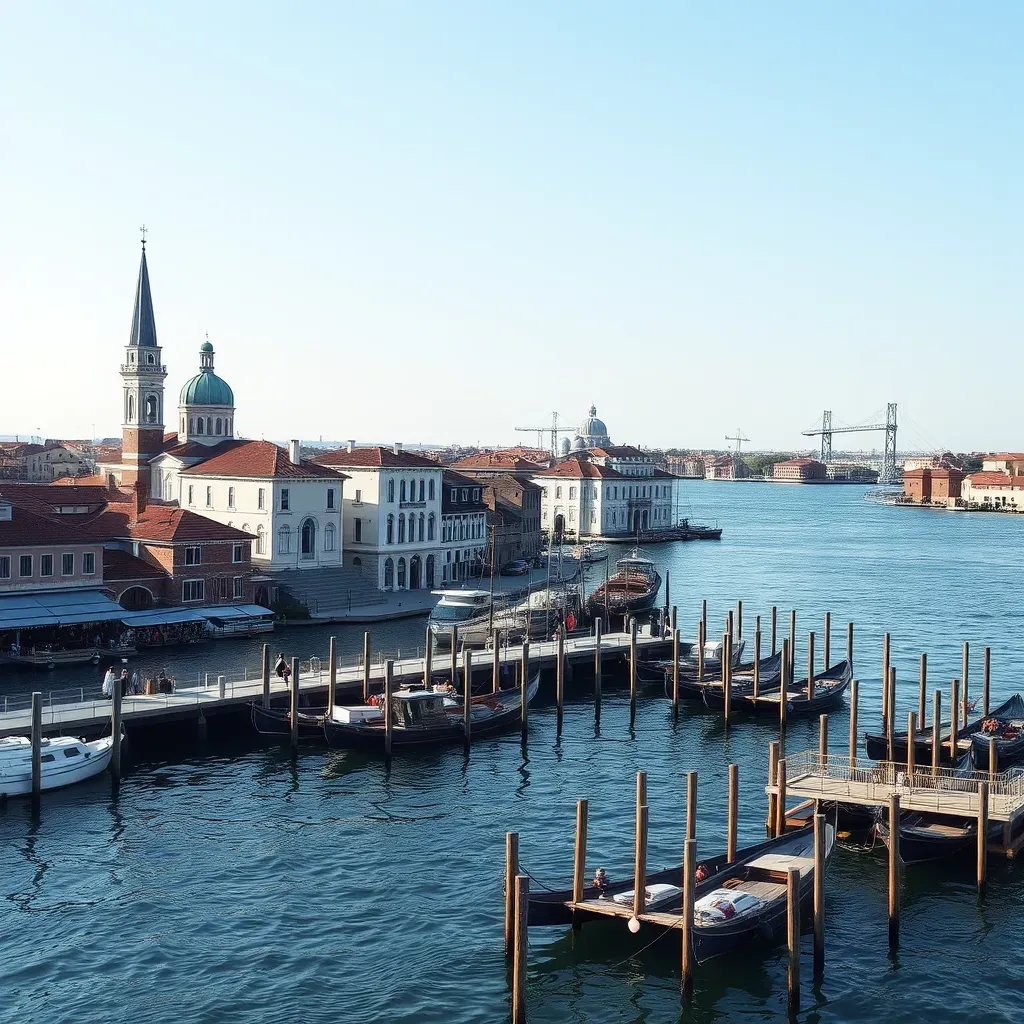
4, 484, 1024, 1023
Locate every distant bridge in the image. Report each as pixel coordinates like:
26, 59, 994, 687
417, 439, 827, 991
802, 404, 899, 484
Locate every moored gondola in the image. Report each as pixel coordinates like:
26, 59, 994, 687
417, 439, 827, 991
250, 702, 328, 740
657, 650, 782, 700
702, 659, 852, 717
969, 694, 1024, 766
872, 806, 1000, 864
633, 637, 752, 690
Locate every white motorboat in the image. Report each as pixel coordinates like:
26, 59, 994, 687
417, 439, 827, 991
428, 589, 494, 649
0, 734, 114, 797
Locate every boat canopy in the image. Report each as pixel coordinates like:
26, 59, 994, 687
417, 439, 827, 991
197, 604, 273, 623
0, 588, 129, 630
119, 608, 210, 627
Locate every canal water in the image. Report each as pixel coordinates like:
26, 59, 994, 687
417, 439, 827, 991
4, 483, 1024, 1023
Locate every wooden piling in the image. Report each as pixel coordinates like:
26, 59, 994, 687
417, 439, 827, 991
697, 619, 705, 683
888, 794, 900, 948
450, 626, 458, 690
504, 832, 519, 956
977, 781, 989, 891
463, 649, 472, 748
289, 657, 300, 749
572, 800, 588, 905
737, 599, 743, 639
328, 636, 337, 712
111, 678, 123, 781
701, 598, 707, 642
671, 604, 677, 630
787, 866, 800, 1016
362, 630, 371, 702
665, 569, 671, 612
779, 639, 790, 732
813, 811, 825, 983
847, 620, 854, 670
775, 758, 788, 837
906, 712, 916, 779
261, 643, 271, 708
727, 608, 734, 644
594, 618, 602, 719
520, 641, 530, 741
31, 692, 42, 798
636, 769, 648, 815
950, 678, 960, 760
886, 668, 896, 763
932, 689, 941, 776
753, 628, 762, 698
818, 713, 828, 769
681, 837, 696, 999
671, 627, 680, 716
823, 612, 831, 670
686, 771, 697, 842
808, 631, 816, 701
384, 660, 394, 757
882, 632, 891, 727
768, 740, 780, 836
513, 874, 528, 1024
771, 605, 778, 655
425, 625, 434, 688
849, 679, 859, 769
556, 628, 565, 724
629, 617, 638, 727
723, 632, 732, 727
983, 647, 991, 716
491, 636, 500, 694
918, 653, 927, 728
633, 803, 649, 921
989, 735, 998, 779
962, 642, 970, 722
727, 763, 738, 862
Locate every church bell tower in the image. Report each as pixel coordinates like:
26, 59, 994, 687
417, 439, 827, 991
120, 228, 168, 490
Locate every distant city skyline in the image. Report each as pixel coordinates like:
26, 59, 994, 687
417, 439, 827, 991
2, 4, 1022, 451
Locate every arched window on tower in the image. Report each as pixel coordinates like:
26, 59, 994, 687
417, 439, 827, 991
128, 394, 136, 423
216, 417, 222, 435
181, 416, 185, 435
196, 417, 204, 435
145, 395, 158, 424
206, 416, 213, 435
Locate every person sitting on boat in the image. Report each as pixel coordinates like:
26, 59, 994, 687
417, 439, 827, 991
592, 867, 609, 895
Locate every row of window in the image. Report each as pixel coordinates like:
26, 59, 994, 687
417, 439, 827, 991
441, 514, 485, 543
0, 552, 95, 580
182, 577, 245, 602
186, 485, 335, 513
184, 544, 245, 566
277, 520, 336, 556
387, 478, 435, 504
541, 484, 667, 501
182, 414, 232, 437
385, 512, 435, 545
382, 554, 435, 590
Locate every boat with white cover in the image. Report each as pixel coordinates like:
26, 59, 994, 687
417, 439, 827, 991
0, 734, 114, 797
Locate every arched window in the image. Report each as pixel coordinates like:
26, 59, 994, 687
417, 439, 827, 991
206, 416, 213, 435
278, 525, 291, 554
555, 486, 562, 499
398, 514, 406, 543
324, 523, 335, 552
418, 479, 425, 501
418, 513, 424, 541
429, 479, 435, 501
164, 472, 173, 499
427, 513, 435, 541
388, 479, 395, 503
147, 353, 155, 364
300, 518, 316, 559
144, 395, 157, 423
384, 557, 394, 589
128, 394, 136, 422
397, 557, 406, 589
227, 486, 235, 508
569, 486, 576, 499
400, 479, 407, 502
196, 417, 204, 435
426, 554, 435, 587
386, 514, 394, 544
181, 416, 185, 434
256, 526, 266, 555
216, 417, 222, 435
189, 417, 195, 434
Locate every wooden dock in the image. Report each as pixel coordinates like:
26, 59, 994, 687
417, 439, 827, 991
0, 629, 669, 739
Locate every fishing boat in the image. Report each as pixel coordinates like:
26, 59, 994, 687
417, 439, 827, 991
250, 702, 328, 740
322, 674, 540, 751
586, 549, 661, 618
703, 660, 852, 717
0, 734, 114, 797
677, 519, 723, 541
427, 589, 494, 649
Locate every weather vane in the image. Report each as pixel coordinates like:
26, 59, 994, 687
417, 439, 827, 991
140, 223, 148, 247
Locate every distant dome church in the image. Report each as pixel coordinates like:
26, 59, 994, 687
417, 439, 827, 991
572, 404, 611, 450
178, 338, 236, 445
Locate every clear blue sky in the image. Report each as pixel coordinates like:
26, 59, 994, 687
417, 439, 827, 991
1, 2, 1021, 452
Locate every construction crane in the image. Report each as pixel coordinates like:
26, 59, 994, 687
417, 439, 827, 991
801, 404, 898, 483
725, 428, 750, 455
515, 412, 575, 456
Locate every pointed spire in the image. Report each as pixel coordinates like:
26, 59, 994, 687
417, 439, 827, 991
129, 235, 158, 348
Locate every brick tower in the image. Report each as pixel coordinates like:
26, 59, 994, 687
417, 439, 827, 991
120, 230, 168, 490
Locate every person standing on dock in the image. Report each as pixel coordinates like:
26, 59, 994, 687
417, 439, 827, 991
102, 666, 116, 699
275, 652, 291, 683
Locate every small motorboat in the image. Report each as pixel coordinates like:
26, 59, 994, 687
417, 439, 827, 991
250, 702, 328, 740
0, 734, 114, 797
428, 589, 494, 650
322, 674, 540, 751
703, 660, 852, 717
581, 543, 609, 565
587, 549, 661, 618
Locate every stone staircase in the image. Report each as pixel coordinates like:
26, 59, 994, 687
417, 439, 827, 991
272, 565, 386, 615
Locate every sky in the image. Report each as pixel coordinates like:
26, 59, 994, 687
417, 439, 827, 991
1, 2, 1021, 453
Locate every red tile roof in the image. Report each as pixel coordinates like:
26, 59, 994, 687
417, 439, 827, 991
534, 460, 625, 479
312, 445, 441, 469
1, 483, 114, 508
987, 453, 1024, 461
50, 475, 122, 491
90, 505, 256, 543
587, 445, 648, 459
182, 440, 339, 479
966, 472, 1024, 488
101, 547, 167, 582
451, 453, 543, 471
777, 458, 822, 467
0, 501, 97, 546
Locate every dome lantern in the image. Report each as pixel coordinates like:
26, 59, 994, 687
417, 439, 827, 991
177, 338, 236, 446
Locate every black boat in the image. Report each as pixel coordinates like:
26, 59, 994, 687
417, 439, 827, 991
702, 659, 852, 717
864, 693, 1024, 764
250, 702, 327, 740
657, 650, 783, 700
633, 636, 749, 690
970, 694, 1024, 766
586, 549, 661, 618
322, 674, 540, 751
873, 806, 1000, 864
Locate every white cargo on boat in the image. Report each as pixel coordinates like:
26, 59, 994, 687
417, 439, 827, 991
694, 888, 762, 922
331, 706, 383, 724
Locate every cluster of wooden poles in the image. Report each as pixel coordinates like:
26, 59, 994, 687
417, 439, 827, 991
503, 768, 828, 1019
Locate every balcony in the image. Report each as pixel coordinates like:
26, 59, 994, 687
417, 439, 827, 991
120, 363, 168, 374
399, 500, 427, 509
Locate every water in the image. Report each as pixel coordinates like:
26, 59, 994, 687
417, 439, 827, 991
4, 483, 1024, 1023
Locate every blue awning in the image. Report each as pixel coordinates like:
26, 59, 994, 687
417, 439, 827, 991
198, 604, 273, 623
0, 589, 128, 630
119, 608, 210, 627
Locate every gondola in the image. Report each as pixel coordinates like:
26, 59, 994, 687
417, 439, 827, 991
702, 659, 852, 717
633, 637, 750, 690
969, 694, 1024, 766
864, 693, 1024, 763
873, 807, 1001, 864
250, 702, 328, 740
322, 674, 540, 750
657, 650, 782, 700
586, 549, 661, 617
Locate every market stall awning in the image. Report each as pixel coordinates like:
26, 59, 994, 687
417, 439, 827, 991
0, 589, 128, 630
198, 604, 273, 623
119, 608, 210, 628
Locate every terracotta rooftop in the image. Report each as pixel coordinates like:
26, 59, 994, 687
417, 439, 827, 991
451, 453, 543, 471
777, 458, 822, 467
182, 440, 340, 479
101, 547, 168, 582
92, 504, 256, 543
966, 472, 1024, 488
0, 500, 97, 546
587, 445, 649, 459
312, 446, 441, 470
533, 460, 625, 480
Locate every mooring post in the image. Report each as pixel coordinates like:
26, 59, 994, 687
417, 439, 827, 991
818, 713, 828, 770
787, 866, 801, 1016
813, 812, 825, 984
906, 712, 916, 779
504, 832, 519, 956
823, 611, 831, 671
463, 649, 472, 749
788, 610, 796, 678
665, 568, 671, 616
328, 636, 337, 712
753, 628, 762, 698
697, 619, 705, 683
491, 635, 499, 694
978, 781, 989, 892
671, 628, 680, 716
771, 605, 778, 655
775, 758, 788, 837
573, 799, 588, 906
727, 608, 734, 645
629, 617, 638, 727
886, 668, 896, 763
261, 643, 271, 708
701, 598, 707, 643
950, 679, 960, 760
932, 689, 941, 776
520, 641, 530, 742
633, 804, 649, 922
768, 740, 780, 836
737, 599, 743, 640
962, 642, 970, 722
882, 632, 891, 728
31, 691, 42, 799
808, 631, 816, 701
362, 630, 371, 702
779, 639, 790, 733
450, 626, 458, 690
288, 657, 300, 749
847, 620, 854, 670
989, 735, 998, 779
686, 770, 697, 842
383, 660, 394, 758
681, 837, 696, 1000
594, 618, 603, 720
888, 793, 901, 949
727, 763, 738, 862
513, 874, 529, 1024
425, 625, 434, 689
723, 632, 732, 728
917, 653, 927, 729
982, 647, 991, 717
111, 678, 123, 782
671, 604, 677, 630
556, 627, 565, 725
849, 679, 859, 769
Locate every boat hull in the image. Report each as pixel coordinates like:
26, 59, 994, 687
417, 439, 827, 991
0, 736, 114, 797
250, 702, 327, 740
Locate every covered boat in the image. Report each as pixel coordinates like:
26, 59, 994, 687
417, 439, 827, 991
586, 549, 661, 618
0, 734, 114, 797
703, 659, 852, 717
969, 694, 1024, 766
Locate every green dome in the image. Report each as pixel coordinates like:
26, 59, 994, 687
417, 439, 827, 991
180, 369, 234, 407
200, 340, 214, 353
